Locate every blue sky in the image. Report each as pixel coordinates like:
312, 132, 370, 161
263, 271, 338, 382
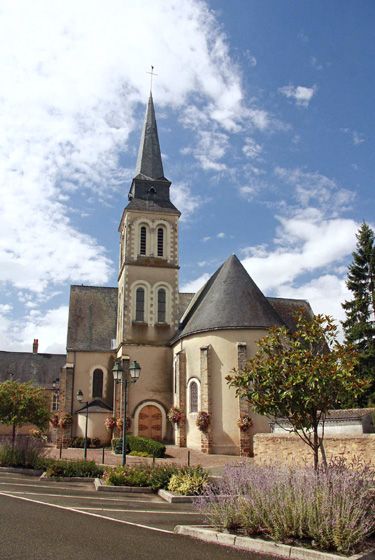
0, 0, 374, 352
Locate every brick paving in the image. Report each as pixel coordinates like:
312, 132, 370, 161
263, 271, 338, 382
44, 444, 252, 474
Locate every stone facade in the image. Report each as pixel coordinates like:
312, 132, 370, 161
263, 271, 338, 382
254, 433, 375, 467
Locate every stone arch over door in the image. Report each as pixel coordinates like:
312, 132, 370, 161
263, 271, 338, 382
134, 401, 167, 441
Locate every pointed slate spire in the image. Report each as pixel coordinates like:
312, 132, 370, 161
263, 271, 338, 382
135, 93, 165, 180
175, 254, 285, 341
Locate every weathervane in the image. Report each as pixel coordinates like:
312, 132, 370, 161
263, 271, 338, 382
146, 65, 158, 92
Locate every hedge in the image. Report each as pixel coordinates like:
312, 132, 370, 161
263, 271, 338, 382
112, 435, 165, 458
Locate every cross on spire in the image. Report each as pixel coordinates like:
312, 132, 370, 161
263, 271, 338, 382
146, 65, 158, 92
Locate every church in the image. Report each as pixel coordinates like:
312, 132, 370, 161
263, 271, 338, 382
59, 93, 313, 455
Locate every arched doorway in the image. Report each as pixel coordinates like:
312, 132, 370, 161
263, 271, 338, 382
137, 404, 162, 441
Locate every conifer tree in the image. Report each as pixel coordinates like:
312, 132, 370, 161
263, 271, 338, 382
342, 222, 375, 405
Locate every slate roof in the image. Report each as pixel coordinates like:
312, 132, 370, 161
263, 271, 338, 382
135, 93, 166, 181
67, 286, 118, 352
126, 197, 180, 214
0, 351, 66, 387
173, 255, 285, 342
267, 297, 313, 331
76, 399, 112, 413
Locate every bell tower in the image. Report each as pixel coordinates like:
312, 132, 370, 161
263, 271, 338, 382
116, 93, 180, 354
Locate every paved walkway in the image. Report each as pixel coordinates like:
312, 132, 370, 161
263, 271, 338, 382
45, 445, 252, 474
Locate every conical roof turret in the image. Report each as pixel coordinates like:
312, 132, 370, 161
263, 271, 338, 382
135, 93, 165, 180
173, 254, 285, 341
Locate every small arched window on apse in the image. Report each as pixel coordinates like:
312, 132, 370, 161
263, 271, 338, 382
189, 380, 199, 413
157, 227, 164, 257
92, 369, 104, 399
135, 287, 145, 322
140, 226, 147, 256
157, 288, 166, 323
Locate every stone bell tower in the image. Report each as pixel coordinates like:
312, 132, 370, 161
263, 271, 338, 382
113, 93, 180, 440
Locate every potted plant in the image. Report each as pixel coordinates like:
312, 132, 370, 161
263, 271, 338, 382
237, 414, 253, 432
50, 413, 59, 428
167, 406, 184, 425
58, 413, 73, 429
196, 411, 210, 432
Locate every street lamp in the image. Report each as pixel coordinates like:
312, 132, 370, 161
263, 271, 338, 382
112, 359, 141, 466
76, 389, 89, 461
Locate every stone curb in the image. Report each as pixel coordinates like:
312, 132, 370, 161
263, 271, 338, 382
94, 478, 153, 493
40, 472, 96, 482
0, 466, 43, 477
158, 488, 193, 503
174, 526, 372, 560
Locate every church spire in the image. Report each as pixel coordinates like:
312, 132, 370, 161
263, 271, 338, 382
135, 93, 165, 180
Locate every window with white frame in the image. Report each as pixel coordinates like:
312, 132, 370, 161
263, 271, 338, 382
157, 288, 166, 323
157, 227, 164, 257
189, 380, 199, 413
135, 287, 145, 322
51, 392, 59, 412
140, 226, 147, 255
92, 369, 104, 398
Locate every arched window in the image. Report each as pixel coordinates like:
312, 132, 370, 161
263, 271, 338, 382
157, 288, 166, 323
92, 369, 104, 398
51, 393, 59, 412
189, 381, 198, 413
157, 227, 164, 257
140, 226, 147, 255
135, 287, 145, 322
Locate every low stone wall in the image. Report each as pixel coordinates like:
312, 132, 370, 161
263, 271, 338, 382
254, 433, 375, 467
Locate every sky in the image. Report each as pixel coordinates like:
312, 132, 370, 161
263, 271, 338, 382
0, 0, 374, 354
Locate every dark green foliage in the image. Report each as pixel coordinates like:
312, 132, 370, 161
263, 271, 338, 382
45, 459, 104, 478
70, 437, 102, 448
103, 464, 206, 491
112, 435, 166, 458
0, 381, 51, 446
342, 222, 375, 405
0, 438, 45, 469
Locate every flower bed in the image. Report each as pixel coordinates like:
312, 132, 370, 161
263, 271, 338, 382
45, 459, 104, 479
111, 435, 166, 458
197, 459, 375, 556
103, 464, 207, 493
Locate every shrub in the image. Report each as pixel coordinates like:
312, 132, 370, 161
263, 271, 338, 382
168, 470, 208, 495
103, 464, 206, 492
113, 435, 165, 458
129, 451, 151, 457
0, 438, 46, 469
198, 459, 375, 555
45, 460, 104, 478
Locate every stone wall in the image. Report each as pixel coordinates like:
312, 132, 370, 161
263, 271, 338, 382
254, 433, 375, 467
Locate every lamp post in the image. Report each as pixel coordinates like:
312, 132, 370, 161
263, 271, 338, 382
76, 390, 89, 461
112, 359, 141, 466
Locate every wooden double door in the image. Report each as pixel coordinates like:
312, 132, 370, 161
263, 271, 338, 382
138, 405, 162, 441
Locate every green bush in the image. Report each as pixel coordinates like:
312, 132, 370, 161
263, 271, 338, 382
129, 451, 151, 457
112, 435, 165, 458
103, 463, 207, 492
168, 470, 208, 495
0, 438, 45, 469
45, 460, 104, 478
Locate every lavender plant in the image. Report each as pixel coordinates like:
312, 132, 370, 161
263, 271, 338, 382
197, 459, 374, 555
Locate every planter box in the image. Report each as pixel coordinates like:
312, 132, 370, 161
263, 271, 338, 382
94, 478, 153, 493
40, 472, 97, 482
0, 466, 43, 476
174, 526, 373, 560
158, 488, 194, 503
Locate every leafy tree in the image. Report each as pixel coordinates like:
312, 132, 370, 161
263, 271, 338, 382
0, 381, 50, 449
342, 222, 375, 406
226, 312, 365, 470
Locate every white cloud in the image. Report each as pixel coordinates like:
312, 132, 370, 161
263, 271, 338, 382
274, 167, 355, 216
217, 232, 226, 239
241, 214, 358, 292
181, 273, 210, 293
171, 182, 203, 221
243, 138, 262, 159
279, 85, 317, 107
0, 305, 68, 353
341, 128, 365, 146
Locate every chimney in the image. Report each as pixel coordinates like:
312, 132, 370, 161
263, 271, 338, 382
32, 339, 39, 354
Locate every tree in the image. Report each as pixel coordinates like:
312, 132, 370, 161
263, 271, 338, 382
0, 381, 51, 449
226, 312, 365, 470
342, 222, 375, 406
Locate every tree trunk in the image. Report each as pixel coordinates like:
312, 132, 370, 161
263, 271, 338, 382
11, 422, 16, 453
313, 424, 319, 471
319, 437, 328, 470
